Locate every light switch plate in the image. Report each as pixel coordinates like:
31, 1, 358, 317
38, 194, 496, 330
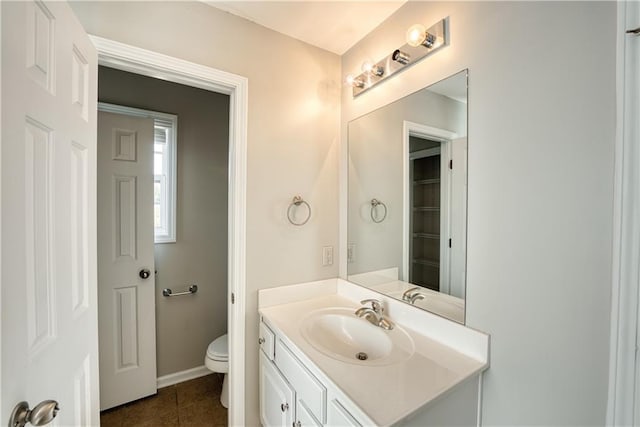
322, 246, 334, 266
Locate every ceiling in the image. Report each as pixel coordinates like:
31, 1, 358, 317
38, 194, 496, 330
204, 1, 407, 55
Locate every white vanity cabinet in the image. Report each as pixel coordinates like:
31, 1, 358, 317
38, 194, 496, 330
259, 320, 369, 427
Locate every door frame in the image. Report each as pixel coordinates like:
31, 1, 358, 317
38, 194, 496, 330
608, 1, 640, 425
90, 36, 247, 425
402, 121, 457, 286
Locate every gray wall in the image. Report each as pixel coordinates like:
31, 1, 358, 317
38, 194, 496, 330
98, 66, 230, 377
341, 2, 615, 425
72, 3, 341, 423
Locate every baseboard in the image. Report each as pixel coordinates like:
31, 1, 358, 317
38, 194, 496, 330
157, 365, 211, 389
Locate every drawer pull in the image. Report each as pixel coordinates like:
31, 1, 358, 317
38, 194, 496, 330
281, 403, 289, 412
258, 337, 265, 345
293, 422, 302, 427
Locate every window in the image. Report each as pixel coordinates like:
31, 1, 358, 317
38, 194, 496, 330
97, 102, 177, 243
153, 118, 177, 243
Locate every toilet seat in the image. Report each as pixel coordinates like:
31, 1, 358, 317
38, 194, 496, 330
206, 334, 228, 361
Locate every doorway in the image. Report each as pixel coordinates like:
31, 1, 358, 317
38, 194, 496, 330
97, 65, 231, 423
92, 36, 248, 426
96, 64, 232, 418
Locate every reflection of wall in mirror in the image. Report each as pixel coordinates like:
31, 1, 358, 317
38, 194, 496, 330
348, 88, 466, 286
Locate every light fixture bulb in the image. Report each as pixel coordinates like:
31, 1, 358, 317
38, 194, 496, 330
361, 60, 384, 77
346, 74, 365, 88
406, 23, 436, 48
406, 24, 427, 47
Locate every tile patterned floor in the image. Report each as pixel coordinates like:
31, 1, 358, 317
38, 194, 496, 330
100, 374, 228, 427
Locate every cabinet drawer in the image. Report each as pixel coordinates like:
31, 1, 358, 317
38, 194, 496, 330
275, 339, 326, 423
259, 321, 275, 360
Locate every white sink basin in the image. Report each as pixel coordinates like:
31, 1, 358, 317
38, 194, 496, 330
300, 307, 414, 366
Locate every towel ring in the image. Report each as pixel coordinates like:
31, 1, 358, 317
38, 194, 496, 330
287, 195, 311, 226
370, 198, 387, 223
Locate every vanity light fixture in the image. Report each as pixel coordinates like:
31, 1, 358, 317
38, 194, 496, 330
346, 16, 449, 97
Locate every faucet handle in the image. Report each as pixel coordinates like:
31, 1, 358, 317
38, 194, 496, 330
402, 286, 422, 301
360, 298, 383, 313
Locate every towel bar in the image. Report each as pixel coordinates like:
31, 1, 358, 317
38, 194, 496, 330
162, 285, 198, 297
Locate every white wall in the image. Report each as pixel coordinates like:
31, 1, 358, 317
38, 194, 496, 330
341, 2, 615, 424
70, 2, 341, 423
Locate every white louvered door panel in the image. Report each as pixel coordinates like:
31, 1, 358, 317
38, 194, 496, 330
1, 1, 99, 424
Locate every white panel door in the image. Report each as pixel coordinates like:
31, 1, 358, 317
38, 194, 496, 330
97, 111, 156, 410
1, 1, 99, 425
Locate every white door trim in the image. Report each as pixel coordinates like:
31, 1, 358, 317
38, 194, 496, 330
89, 36, 247, 425
0, 1, 4, 409
402, 121, 457, 283
607, 1, 640, 425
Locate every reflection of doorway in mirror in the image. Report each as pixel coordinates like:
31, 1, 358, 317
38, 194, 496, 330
402, 121, 466, 300
409, 137, 444, 292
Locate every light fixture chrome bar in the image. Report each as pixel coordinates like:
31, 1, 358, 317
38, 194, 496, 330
351, 17, 449, 97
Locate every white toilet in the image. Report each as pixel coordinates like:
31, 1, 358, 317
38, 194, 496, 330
205, 334, 229, 408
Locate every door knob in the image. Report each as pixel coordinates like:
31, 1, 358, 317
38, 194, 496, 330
9, 400, 59, 427
280, 402, 289, 412
139, 268, 151, 279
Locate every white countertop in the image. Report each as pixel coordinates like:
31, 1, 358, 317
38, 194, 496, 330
259, 280, 489, 426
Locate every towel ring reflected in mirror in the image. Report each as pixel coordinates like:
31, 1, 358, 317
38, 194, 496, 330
287, 195, 311, 226
370, 198, 388, 223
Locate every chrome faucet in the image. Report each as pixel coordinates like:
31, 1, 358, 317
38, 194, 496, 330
355, 299, 394, 330
402, 287, 426, 305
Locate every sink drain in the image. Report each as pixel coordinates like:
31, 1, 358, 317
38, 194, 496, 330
355, 352, 368, 361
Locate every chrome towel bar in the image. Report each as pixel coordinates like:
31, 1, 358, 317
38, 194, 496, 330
162, 284, 198, 297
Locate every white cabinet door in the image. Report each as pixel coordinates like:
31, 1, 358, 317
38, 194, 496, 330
296, 399, 322, 427
260, 352, 295, 427
97, 111, 157, 409
327, 400, 362, 427
1, 1, 99, 424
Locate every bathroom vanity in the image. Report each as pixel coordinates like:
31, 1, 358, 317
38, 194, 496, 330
258, 279, 489, 427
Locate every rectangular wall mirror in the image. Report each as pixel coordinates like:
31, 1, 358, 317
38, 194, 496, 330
347, 69, 468, 323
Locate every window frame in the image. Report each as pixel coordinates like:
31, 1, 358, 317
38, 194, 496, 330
98, 102, 177, 243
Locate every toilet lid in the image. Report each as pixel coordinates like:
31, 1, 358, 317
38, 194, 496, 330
207, 334, 228, 360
